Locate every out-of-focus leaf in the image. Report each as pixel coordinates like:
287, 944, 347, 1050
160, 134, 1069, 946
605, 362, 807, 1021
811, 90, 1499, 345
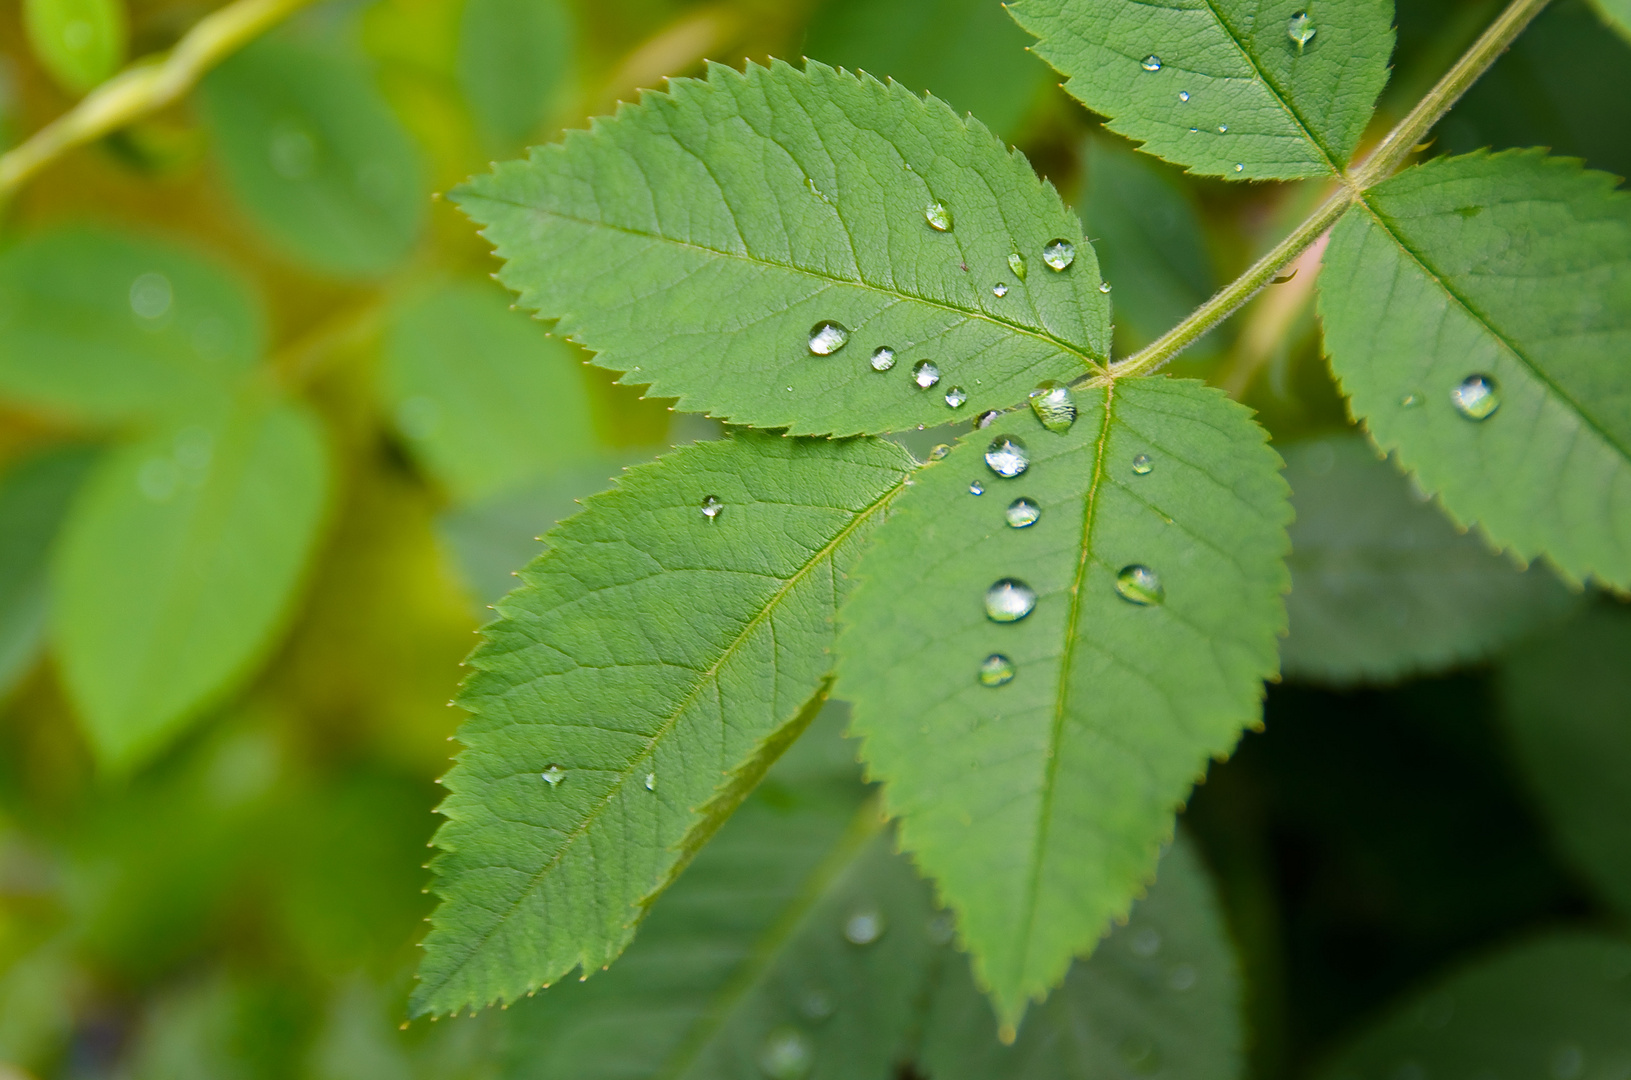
53, 394, 331, 771
1312, 932, 1631, 1080
802, 0, 1050, 140
199, 36, 427, 278
1499, 603, 1631, 920
0, 943, 78, 1071
0, 228, 262, 424
457, 0, 573, 149
310, 976, 503, 1080
22, 0, 125, 94
383, 281, 598, 502
126, 972, 306, 1080
1593, 0, 1631, 43
1281, 434, 1579, 685
0, 445, 97, 701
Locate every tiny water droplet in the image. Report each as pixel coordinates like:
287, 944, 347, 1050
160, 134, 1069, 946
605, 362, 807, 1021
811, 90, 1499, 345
1130, 928, 1162, 957
927, 913, 956, 945
759, 1027, 813, 1080
645, 772, 656, 791
800, 989, 835, 1022
1287, 10, 1316, 51
912, 360, 941, 389
969, 480, 985, 495
992, 282, 1009, 298
1234, 163, 1245, 173
1115, 565, 1165, 606
701, 494, 723, 520
1132, 453, 1153, 475
1141, 55, 1162, 71
1551, 1043, 1585, 1080
984, 435, 1030, 477
974, 410, 1000, 429
1005, 497, 1041, 528
1400, 392, 1421, 408
928, 444, 952, 461
1169, 964, 1198, 991
1008, 252, 1027, 279
541, 765, 566, 786
1218, 124, 1229, 134
129, 272, 173, 320
807, 321, 849, 355
979, 654, 1016, 686
870, 346, 896, 372
925, 202, 953, 231
944, 386, 968, 408
1099, 281, 1112, 293
1451, 374, 1499, 420
1028, 381, 1078, 433
844, 908, 885, 945
1178, 90, 1191, 102
1042, 239, 1076, 271
985, 578, 1037, 623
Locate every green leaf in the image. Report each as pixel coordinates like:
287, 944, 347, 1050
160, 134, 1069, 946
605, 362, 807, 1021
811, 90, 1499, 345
1009, 0, 1394, 180
921, 835, 1244, 1073
413, 433, 913, 1016
455, 60, 1111, 437
1589, 0, 1631, 45
0, 444, 98, 701
836, 377, 1289, 1024
1319, 150, 1631, 588
1280, 433, 1579, 685
803, 0, 1051, 141
457, 0, 574, 149
53, 392, 331, 771
0, 227, 263, 424
382, 281, 598, 502
1312, 932, 1631, 1080
21, 0, 125, 94
1498, 603, 1631, 920
199, 36, 427, 279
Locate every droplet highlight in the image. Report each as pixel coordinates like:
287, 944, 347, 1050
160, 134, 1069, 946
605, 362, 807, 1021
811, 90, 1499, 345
979, 654, 1016, 687
985, 578, 1037, 623
1451, 374, 1500, 420
1115, 565, 1165, 606
1287, 10, 1316, 51
984, 435, 1030, 477
944, 386, 968, 409
807, 321, 849, 356
759, 1027, 813, 1080
912, 360, 941, 389
1028, 381, 1078, 433
1132, 454, 1153, 475
844, 908, 885, 945
1042, 239, 1076, 271
870, 346, 896, 372
701, 494, 723, 521
1141, 55, 1162, 71
1005, 497, 1041, 529
541, 765, 566, 786
1008, 252, 1027, 280
925, 202, 953, 231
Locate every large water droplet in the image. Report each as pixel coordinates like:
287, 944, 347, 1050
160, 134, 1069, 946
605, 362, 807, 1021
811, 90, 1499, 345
974, 410, 1000, 430
985, 578, 1037, 623
969, 480, 985, 496
701, 494, 723, 521
1028, 381, 1078, 433
1287, 10, 1316, 51
979, 654, 1016, 686
992, 282, 1009, 298
925, 202, 953, 231
1451, 374, 1500, 420
944, 386, 968, 409
1005, 497, 1041, 528
1008, 252, 1027, 280
870, 346, 896, 372
1141, 55, 1162, 71
1115, 565, 1165, 606
807, 321, 849, 355
1132, 454, 1154, 475
541, 765, 566, 786
984, 435, 1030, 477
759, 1027, 813, 1080
844, 908, 885, 945
1043, 239, 1076, 271
912, 360, 941, 389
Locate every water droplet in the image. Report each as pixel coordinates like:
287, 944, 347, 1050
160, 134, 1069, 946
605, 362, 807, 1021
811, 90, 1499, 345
969, 480, 985, 496
1130, 928, 1162, 957
927, 913, 956, 945
268, 122, 318, 179
1141, 55, 1162, 71
129, 272, 173, 320
1119, 1037, 1162, 1074
1169, 964, 1198, 991
870, 346, 896, 372
1451, 374, 1499, 420
1218, 124, 1229, 134
974, 410, 1000, 429
1008, 252, 1027, 279
645, 772, 656, 791
992, 282, 1009, 298
541, 765, 566, 786
928, 444, 951, 461
984, 435, 1030, 477
979, 654, 1016, 686
800, 989, 835, 1022
844, 908, 885, 945
1234, 163, 1245, 172
759, 1027, 813, 1080
1042, 239, 1076, 271
1400, 392, 1422, 408
1115, 565, 1165, 606
944, 386, 968, 409
1028, 381, 1078, 433
1098, 281, 1112, 294
1551, 1043, 1585, 1080
1005, 497, 1041, 528
807, 321, 849, 355
912, 360, 941, 389
1178, 90, 1191, 102
925, 202, 953, 231
701, 494, 723, 521
1287, 10, 1316, 51
985, 578, 1037, 623
1132, 454, 1153, 475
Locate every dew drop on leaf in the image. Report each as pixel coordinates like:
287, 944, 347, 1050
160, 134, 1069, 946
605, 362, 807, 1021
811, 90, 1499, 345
1028, 381, 1078, 433
844, 908, 885, 944
1451, 374, 1500, 420
1179, 91, 1191, 102
979, 653, 1016, 686
1099, 281, 1113, 293
985, 578, 1037, 623
1169, 964, 1198, 991
924, 202, 953, 231
1218, 124, 1229, 134
700, 494, 723, 520
1132, 453, 1154, 475
984, 435, 1030, 477
969, 480, 985, 496
759, 1027, 813, 1080
1141, 55, 1163, 71
1042, 239, 1076, 271
912, 360, 941, 389
1008, 252, 1027, 279
944, 386, 968, 409
1235, 163, 1245, 173
1288, 11, 1317, 51
927, 913, 956, 945
1115, 565, 1165, 606
869, 346, 896, 372
928, 444, 951, 461
974, 410, 1000, 430
807, 321, 849, 355
129, 273, 173, 320
992, 282, 1009, 298
1400, 392, 1422, 408
800, 989, 835, 1022
541, 765, 566, 786
1130, 928, 1162, 956
1005, 497, 1041, 528
644, 772, 656, 791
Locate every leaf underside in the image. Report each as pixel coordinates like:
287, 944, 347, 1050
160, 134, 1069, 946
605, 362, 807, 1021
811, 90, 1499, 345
413, 433, 912, 1016
1320, 150, 1631, 588
455, 59, 1110, 437
1009, 0, 1394, 180
836, 377, 1289, 1024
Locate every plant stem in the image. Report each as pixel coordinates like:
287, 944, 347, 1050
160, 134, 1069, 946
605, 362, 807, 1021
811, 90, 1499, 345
1102, 0, 1553, 381
0, 0, 319, 198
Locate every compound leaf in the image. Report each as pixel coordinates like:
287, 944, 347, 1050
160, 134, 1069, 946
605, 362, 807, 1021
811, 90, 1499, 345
413, 433, 913, 1016
836, 376, 1289, 1024
1281, 434, 1578, 685
455, 60, 1110, 437
1319, 150, 1631, 588
1009, 0, 1394, 180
